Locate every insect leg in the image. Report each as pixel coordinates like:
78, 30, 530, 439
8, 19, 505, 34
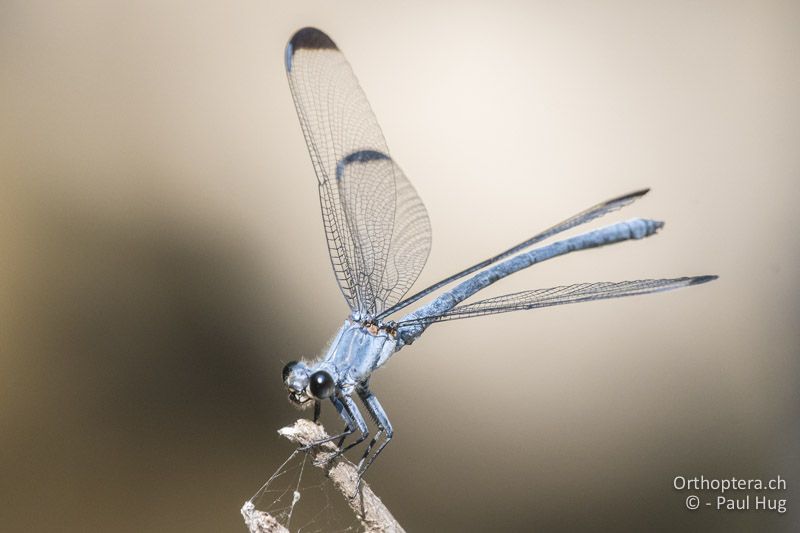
328, 396, 374, 462
299, 396, 355, 450
356, 388, 393, 479
337, 395, 368, 451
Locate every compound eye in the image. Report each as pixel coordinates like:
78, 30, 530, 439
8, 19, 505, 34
308, 370, 335, 399
282, 361, 299, 382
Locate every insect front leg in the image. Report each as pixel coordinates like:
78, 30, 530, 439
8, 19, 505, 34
299, 396, 357, 451
313, 400, 321, 423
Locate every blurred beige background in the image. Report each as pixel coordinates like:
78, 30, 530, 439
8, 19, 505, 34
1, 1, 798, 531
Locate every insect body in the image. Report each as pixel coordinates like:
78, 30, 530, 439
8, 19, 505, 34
280, 27, 716, 479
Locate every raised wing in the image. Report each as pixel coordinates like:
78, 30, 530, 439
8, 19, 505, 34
286, 27, 431, 316
396, 276, 717, 327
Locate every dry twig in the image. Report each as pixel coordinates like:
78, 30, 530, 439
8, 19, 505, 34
241, 419, 405, 533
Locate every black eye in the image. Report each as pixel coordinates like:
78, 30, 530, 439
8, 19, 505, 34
282, 361, 298, 382
308, 370, 335, 399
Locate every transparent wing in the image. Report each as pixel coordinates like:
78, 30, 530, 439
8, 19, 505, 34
396, 276, 717, 326
286, 27, 431, 315
335, 150, 431, 314
377, 188, 649, 319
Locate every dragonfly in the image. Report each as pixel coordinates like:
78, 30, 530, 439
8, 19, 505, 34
280, 27, 716, 480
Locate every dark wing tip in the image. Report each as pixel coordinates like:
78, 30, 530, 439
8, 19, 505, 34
342, 149, 390, 164
689, 275, 718, 285
290, 27, 338, 50
619, 188, 650, 202
598, 188, 650, 211
285, 28, 338, 71
335, 150, 391, 181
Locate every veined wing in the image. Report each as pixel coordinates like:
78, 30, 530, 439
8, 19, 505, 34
396, 276, 717, 327
377, 188, 649, 319
285, 27, 431, 316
